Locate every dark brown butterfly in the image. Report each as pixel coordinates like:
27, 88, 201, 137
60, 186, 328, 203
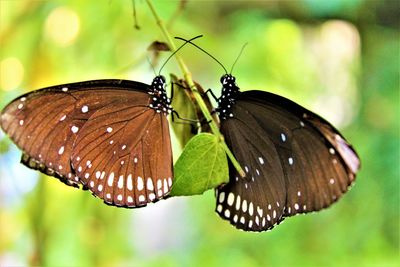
176, 37, 361, 232
215, 74, 360, 231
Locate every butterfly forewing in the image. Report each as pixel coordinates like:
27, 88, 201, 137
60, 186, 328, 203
216, 90, 359, 232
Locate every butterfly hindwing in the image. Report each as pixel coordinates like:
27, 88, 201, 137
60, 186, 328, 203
71, 103, 173, 207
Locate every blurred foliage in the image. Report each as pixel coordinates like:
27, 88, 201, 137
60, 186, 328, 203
0, 0, 399, 266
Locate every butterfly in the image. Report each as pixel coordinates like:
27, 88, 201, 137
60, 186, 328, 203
0, 35, 202, 208
176, 37, 361, 231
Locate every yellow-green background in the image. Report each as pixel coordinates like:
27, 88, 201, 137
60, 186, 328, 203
0, 1, 398, 266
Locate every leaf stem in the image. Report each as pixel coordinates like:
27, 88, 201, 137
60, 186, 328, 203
145, 0, 245, 177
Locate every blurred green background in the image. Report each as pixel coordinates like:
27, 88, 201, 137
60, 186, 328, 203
0, 0, 399, 266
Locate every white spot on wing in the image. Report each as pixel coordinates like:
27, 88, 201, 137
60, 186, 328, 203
127, 174, 133, 190
249, 202, 254, 216
242, 200, 248, 212
71, 126, 79, 133
81, 105, 89, 113
217, 205, 223, 213
106, 127, 113, 133
227, 192, 235, 206
163, 179, 168, 193
107, 172, 114, 186
58, 146, 65, 155
218, 192, 225, 203
235, 195, 241, 210
147, 178, 154, 191
224, 209, 230, 218
118, 175, 124, 189
137, 176, 144, 190
258, 157, 264, 165
281, 133, 286, 142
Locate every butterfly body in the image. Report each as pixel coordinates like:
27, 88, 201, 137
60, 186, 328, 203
1, 77, 173, 208
215, 74, 360, 232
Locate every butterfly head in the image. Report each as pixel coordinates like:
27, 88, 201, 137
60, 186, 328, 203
149, 75, 172, 115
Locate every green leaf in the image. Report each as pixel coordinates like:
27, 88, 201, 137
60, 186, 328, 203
171, 133, 229, 196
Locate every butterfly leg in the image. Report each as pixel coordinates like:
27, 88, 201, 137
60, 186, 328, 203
203, 88, 219, 102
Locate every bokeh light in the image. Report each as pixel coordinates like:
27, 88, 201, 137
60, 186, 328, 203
44, 7, 80, 46
0, 57, 24, 91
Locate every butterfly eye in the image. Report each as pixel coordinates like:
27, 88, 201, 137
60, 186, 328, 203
220, 74, 229, 84
159, 75, 166, 84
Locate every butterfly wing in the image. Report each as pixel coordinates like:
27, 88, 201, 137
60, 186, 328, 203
216, 90, 360, 231
1, 79, 173, 207
71, 101, 173, 207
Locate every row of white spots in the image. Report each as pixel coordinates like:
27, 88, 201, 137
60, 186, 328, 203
96, 173, 172, 201
218, 191, 282, 229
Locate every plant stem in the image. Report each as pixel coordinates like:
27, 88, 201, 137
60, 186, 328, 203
145, 0, 245, 177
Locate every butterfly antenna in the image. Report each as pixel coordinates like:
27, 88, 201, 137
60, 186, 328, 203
175, 36, 228, 74
146, 56, 158, 77
158, 35, 203, 75
230, 42, 248, 74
